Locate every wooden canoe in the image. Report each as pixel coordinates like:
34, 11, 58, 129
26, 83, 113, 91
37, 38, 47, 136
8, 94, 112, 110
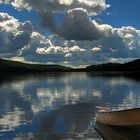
95, 122, 140, 140
96, 108, 140, 126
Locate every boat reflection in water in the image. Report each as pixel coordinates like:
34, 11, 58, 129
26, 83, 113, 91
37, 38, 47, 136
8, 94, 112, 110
96, 108, 140, 140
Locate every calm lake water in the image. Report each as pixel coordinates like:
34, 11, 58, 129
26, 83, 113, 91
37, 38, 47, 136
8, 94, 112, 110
0, 72, 140, 140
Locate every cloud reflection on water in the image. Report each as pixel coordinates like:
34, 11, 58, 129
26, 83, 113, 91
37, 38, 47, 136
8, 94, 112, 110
0, 73, 140, 139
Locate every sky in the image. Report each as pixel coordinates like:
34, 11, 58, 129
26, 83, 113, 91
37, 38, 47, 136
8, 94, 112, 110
0, 0, 140, 67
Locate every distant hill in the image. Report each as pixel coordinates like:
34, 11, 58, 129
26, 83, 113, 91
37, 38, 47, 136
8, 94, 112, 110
86, 59, 140, 72
1, 58, 140, 73
0, 58, 73, 72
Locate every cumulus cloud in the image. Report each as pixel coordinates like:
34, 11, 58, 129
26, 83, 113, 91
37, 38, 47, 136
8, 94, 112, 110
0, 12, 19, 32
0, 13, 32, 53
1, 0, 109, 15
0, 0, 110, 40
92, 46, 102, 52
19, 25, 140, 66
36, 45, 85, 55
113, 26, 140, 50
0, 0, 140, 66
19, 33, 86, 63
58, 8, 112, 40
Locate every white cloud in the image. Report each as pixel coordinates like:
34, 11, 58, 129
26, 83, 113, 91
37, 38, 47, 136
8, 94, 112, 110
36, 45, 85, 55
0, 8, 140, 66
7, 18, 138, 66
92, 47, 102, 52
0, 0, 110, 15
56, 8, 112, 40
0, 0, 110, 39
36, 46, 64, 55
20, 33, 86, 64
0, 12, 19, 32
0, 13, 32, 53
19, 26, 140, 66
69, 45, 86, 52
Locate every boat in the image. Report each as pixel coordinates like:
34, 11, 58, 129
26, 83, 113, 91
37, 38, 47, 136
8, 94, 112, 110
96, 108, 140, 126
95, 108, 140, 140
95, 122, 140, 140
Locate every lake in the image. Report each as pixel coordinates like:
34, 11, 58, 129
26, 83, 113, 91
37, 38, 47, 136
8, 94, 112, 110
0, 72, 140, 140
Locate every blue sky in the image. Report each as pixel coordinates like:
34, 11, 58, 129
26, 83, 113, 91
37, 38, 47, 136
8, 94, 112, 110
0, 4, 38, 24
91, 0, 140, 29
0, 0, 140, 66
0, 0, 140, 29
